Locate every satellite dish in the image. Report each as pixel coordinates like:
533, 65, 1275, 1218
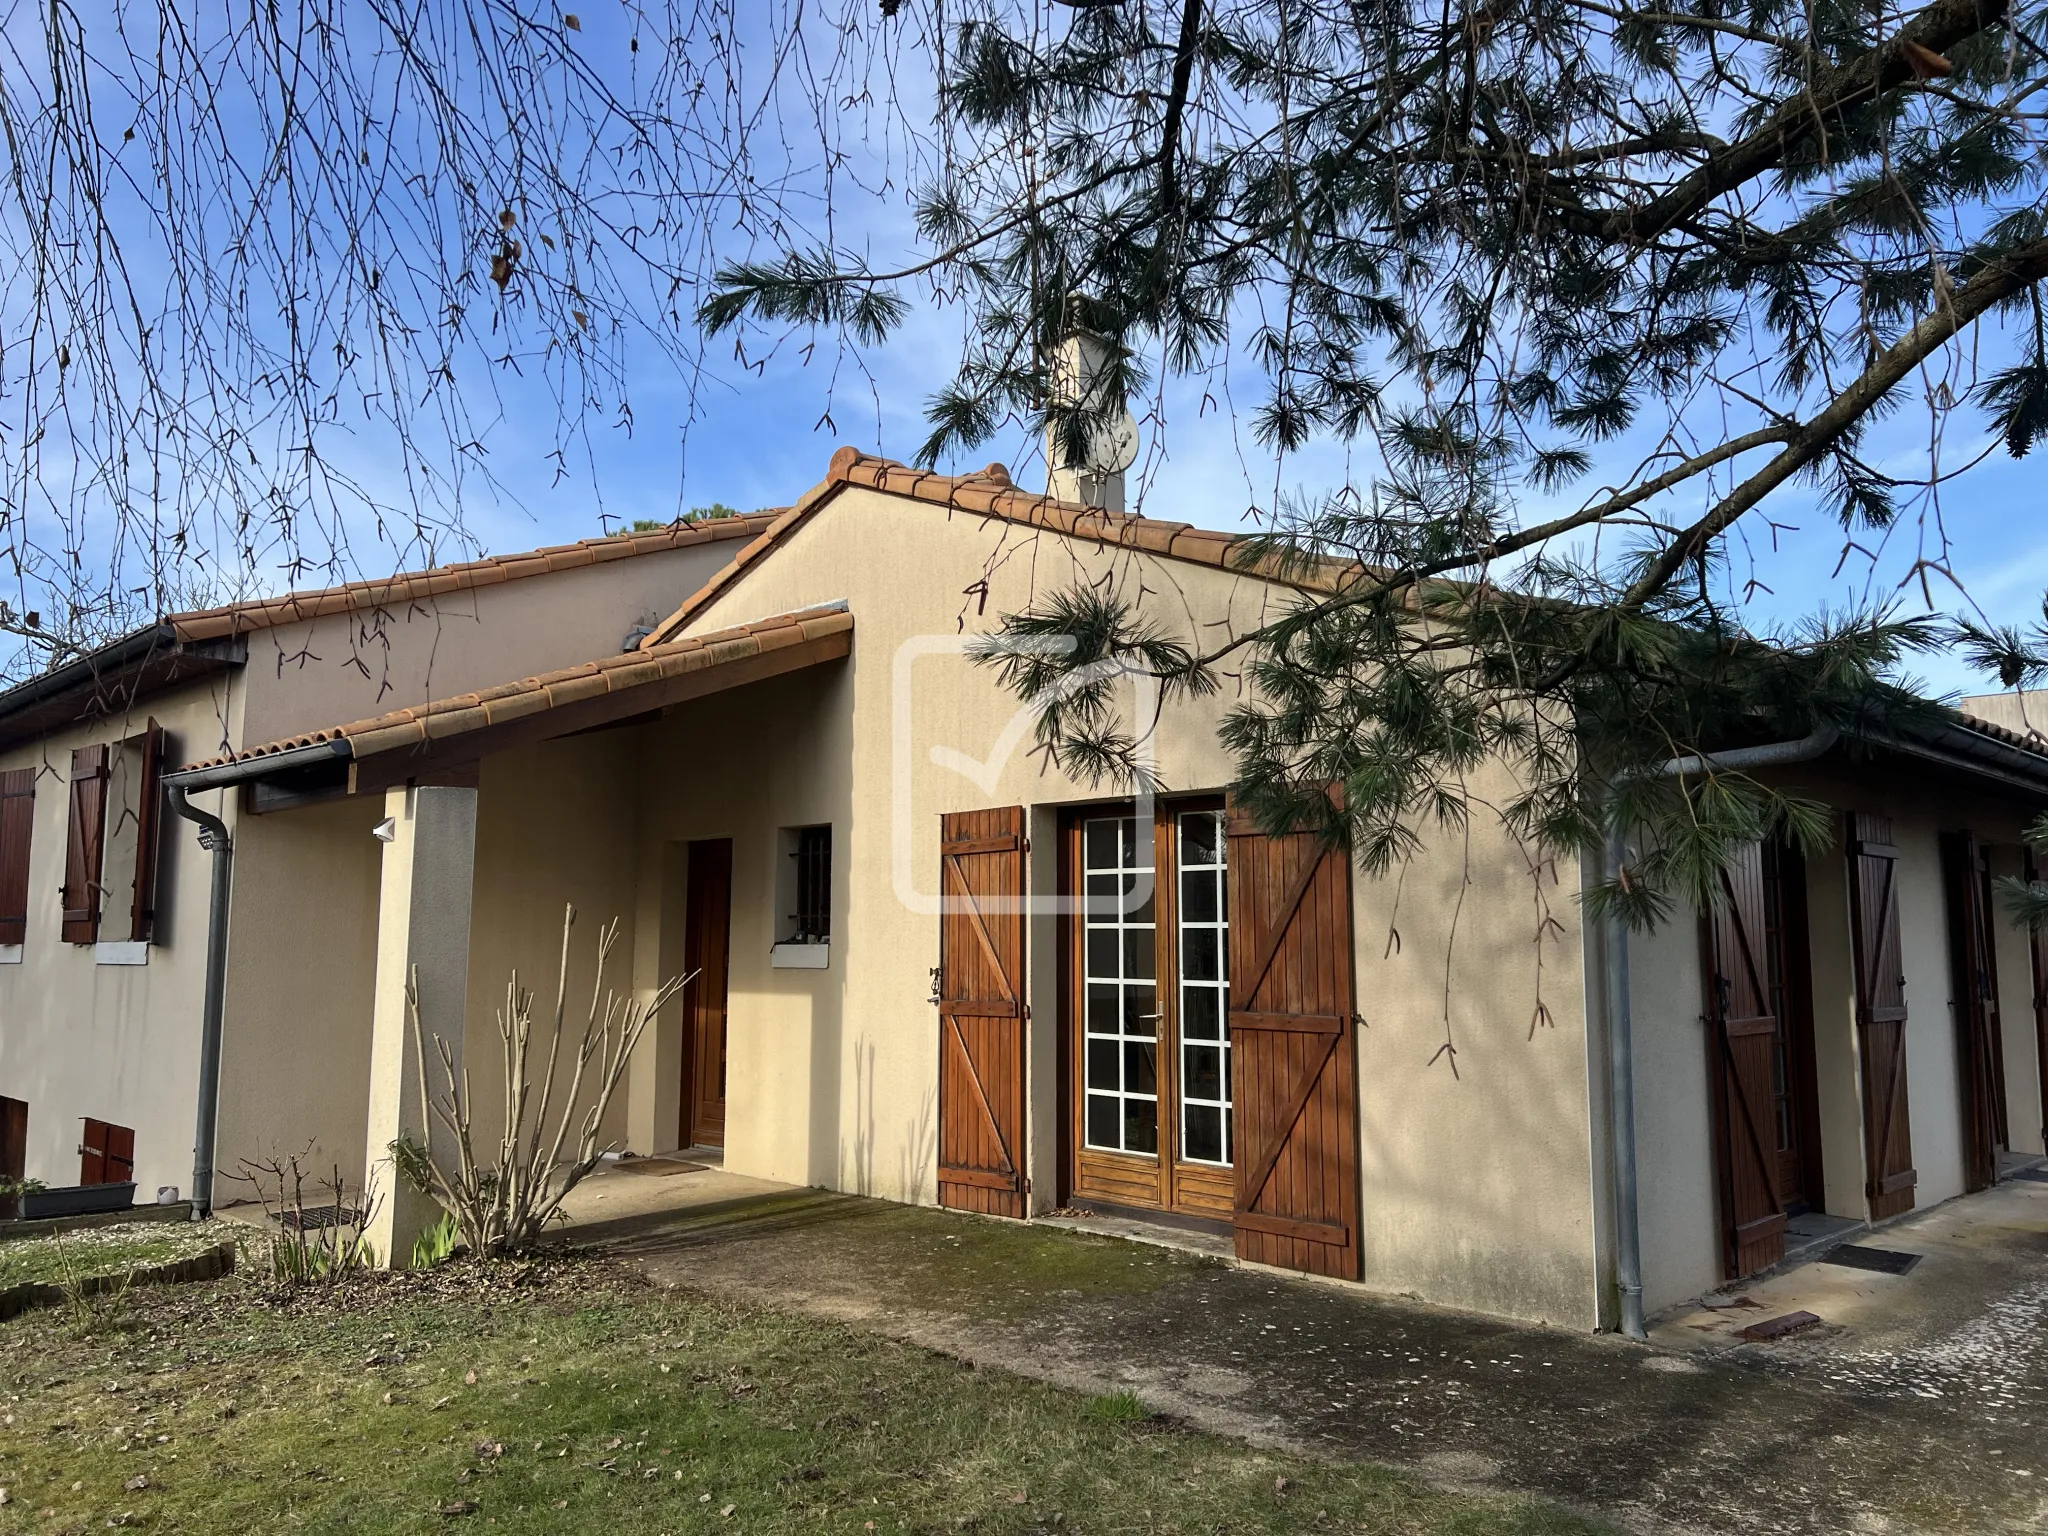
1085, 409, 1139, 475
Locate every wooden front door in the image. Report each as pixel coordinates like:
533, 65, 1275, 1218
1067, 802, 1235, 1220
1225, 802, 1360, 1279
1703, 839, 1821, 1279
1942, 831, 2008, 1192
1848, 812, 1917, 1220
937, 807, 1027, 1217
682, 838, 733, 1149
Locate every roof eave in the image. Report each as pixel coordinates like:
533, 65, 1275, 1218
0, 627, 246, 752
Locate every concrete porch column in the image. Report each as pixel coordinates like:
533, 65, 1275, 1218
364, 784, 478, 1267
627, 840, 690, 1154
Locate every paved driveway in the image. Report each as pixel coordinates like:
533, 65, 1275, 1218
559, 1165, 2048, 1535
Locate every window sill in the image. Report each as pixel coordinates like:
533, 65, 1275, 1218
770, 942, 830, 970
94, 941, 149, 967
0, 944, 20, 965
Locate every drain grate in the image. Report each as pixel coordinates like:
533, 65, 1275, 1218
1821, 1243, 1921, 1274
271, 1205, 361, 1231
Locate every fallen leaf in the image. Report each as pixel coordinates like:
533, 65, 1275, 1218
439, 1499, 478, 1516
381, 1391, 394, 1406
1009, 1492, 1029, 1505
432, 1397, 452, 1411
464, 1370, 478, 1387
123, 1476, 147, 1493
722, 1505, 736, 1517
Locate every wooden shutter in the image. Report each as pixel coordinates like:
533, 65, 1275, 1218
1703, 841, 1788, 1278
0, 768, 33, 946
105, 1123, 135, 1183
129, 720, 165, 943
0, 1096, 25, 1181
80, 1117, 107, 1185
1225, 803, 1360, 1278
937, 807, 1027, 1217
61, 744, 109, 945
2027, 850, 2048, 1153
1848, 812, 1916, 1220
1942, 832, 2008, 1192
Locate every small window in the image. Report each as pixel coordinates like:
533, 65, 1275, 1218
79, 1118, 135, 1186
60, 721, 164, 948
772, 825, 832, 966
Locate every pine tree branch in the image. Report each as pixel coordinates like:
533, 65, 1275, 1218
1622, 235, 2048, 609
1609, 0, 2009, 242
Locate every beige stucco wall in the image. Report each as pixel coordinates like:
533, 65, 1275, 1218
213, 792, 384, 1191
1988, 843, 2047, 1155
0, 675, 240, 1199
646, 485, 1598, 1325
628, 665, 856, 1181
457, 733, 649, 1154
1622, 758, 2044, 1315
237, 540, 750, 748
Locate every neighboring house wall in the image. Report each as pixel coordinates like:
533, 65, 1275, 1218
0, 675, 239, 1198
1625, 757, 2042, 1315
660, 483, 1598, 1326
235, 540, 761, 747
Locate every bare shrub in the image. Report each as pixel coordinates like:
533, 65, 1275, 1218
393, 903, 686, 1258
227, 1154, 379, 1285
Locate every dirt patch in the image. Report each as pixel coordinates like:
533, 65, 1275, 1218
597, 1192, 2048, 1535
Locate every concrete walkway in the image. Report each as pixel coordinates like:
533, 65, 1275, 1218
557, 1165, 2048, 1536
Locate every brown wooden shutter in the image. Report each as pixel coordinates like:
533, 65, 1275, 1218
1225, 802, 1360, 1278
0, 767, 33, 946
129, 720, 165, 943
105, 1123, 135, 1184
1703, 841, 1788, 1278
61, 744, 109, 945
1848, 812, 1916, 1220
937, 807, 1027, 1217
80, 1117, 108, 1185
2027, 850, 2048, 1153
0, 1096, 25, 1181
1942, 832, 2008, 1193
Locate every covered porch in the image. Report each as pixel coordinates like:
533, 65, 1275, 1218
166, 603, 855, 1263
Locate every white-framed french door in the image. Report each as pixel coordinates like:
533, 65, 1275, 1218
1064, 797, 1234, 1218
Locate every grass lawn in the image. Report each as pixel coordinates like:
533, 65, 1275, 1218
0, 1249, 1604, 1536
0, 1221, 229, 1291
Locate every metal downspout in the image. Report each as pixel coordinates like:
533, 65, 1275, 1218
169, 784, 233, 1219
1605, 725, 1839, 1341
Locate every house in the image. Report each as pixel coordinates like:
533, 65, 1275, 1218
4, 449, 2045, 1333
0, 513, 777, 1209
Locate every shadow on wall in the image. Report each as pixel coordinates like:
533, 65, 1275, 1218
847, 1038, 936, 1204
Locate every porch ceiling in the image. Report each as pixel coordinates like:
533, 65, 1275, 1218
164, 602, 851, 798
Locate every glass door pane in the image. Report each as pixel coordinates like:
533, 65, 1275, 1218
1081, 815, 1158, 1155
1176, 810, 1231, 1165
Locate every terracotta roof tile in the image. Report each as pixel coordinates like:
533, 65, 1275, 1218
168, 511, 781, 642
174, 603, 851, 774
640, 451, 1357, 649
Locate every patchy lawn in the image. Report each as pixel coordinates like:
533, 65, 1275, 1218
0, 1220, 230, 1291
0, 1251, 1601, 1536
